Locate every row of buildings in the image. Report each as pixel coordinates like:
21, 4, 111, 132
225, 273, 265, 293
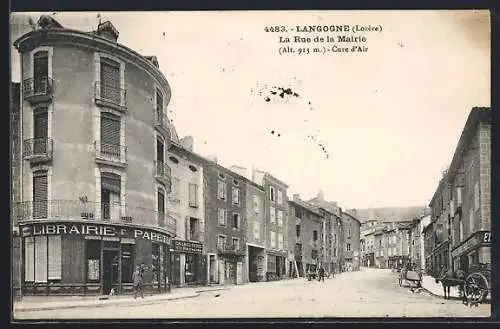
10, 15, 360, 297
425, 107, 491, 277
359, 107, 492, 277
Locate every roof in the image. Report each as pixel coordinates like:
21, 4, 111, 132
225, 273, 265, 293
254, 170, 289, 188
340, 211, 361, 225
288, 199, 323, 218
355, 206, 428, 223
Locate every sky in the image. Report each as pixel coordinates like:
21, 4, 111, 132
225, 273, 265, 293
10, 10, 490, 209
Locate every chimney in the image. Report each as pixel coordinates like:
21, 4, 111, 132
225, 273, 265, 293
293, 194, 300, 201
206, 155, 218, 164
350, 208, 357, 216
180, 136, 194, 152
97, 21, 119, 42
230, 165, 247, 179
317, 190, 324, 200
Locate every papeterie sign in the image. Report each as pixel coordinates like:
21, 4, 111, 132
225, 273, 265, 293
20, 222, 172, 244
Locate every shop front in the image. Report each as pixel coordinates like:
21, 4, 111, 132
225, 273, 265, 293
170, 239, 205, 286
247, 244, 265, 282
19, 220, 174, 296
217, 249, 245, 285
451, 231, 491, 273
266, 251, 287, 280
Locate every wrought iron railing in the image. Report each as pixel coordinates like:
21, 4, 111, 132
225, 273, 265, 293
13, 200, 176, 234
23, 77, 54, 99
23, 138, 53, 160
94, 82, 127, 110
94, 141, 127, 164
217, 241, 244, 254
155, 161, 172, 190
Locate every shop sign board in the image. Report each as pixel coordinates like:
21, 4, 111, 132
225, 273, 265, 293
451, 231, 491, 258
172, 240, 203, 254
20, 222, 172, 244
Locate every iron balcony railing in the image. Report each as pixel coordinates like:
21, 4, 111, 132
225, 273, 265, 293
155, 161, 172, 191
217, 241, 245, 255
14, 200, 176, 235
94, 141, 127, 164
23, 77, 54, 102
154, 110, 171, 139
23, 138, 53, 162
94, 82, 127, 111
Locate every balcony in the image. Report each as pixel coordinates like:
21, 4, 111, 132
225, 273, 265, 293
94, 82, 127, 112
94, 141, 127, 167
23, 77, 54, 104
154, 111, 171, 139
155, 161, 172, 192
23, 138, 53, 164
13, 200, 176, 236
217, 241, 245, 256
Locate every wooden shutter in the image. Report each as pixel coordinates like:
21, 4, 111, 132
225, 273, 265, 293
24, 237, 35, 282
33, 109, 48, 155
158, 190, 165, 226
35, 235, 48, 282
48, 235, 62, 280
100, 58, 120, 104
100, 112, 120, 148
33, 170, 48, 218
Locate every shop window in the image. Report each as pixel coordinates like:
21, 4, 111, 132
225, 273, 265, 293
86, 240, 101, 282
152, 243, 161, 285
24, 237, 35, 282
121, 243, 135, 283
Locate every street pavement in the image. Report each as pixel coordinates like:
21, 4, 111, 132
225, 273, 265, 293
14, 268, 490, 319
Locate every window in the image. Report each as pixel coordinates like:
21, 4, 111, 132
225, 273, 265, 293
334, 234, 336, 242
121, 243, 135, 283
313, 230, 318, 241
277, 189, 283, 205
100, 57, 121, 105
189, 165, 198, 172
253, 221, 261, 240
278, 233, 284, 250
456, 187, 462, 206
270, 206, 276, 223
295, 207, 303, 219
33, 51, 49, 93
348, 225, 351, 237
469, 208, 474, 234
156, 137, 164, 166
33, 170, 48, 218
217, 179, 226, 200
86, 240, 101, 282
232, 188, 240, 205
334, 248, 337, 257
474, 182, 480, 210
296, 225, 301, 238
25, 235, 62, 283
218, 235, 227, 249
270, 231, 276, 248
277, 210, 283, 227
232, 238, 240, 250
100, 112, 121, 158
232, 213, 240, 229
253, 195, 259, 213
169, 156, 179, 164
269, 186, 275, 202
218, 208, 227, 226
157, 189, 165, 226
459, 216, 464, 241
33, 107, 48, 155
189, 183, 198, 207
101, 172, 121, 221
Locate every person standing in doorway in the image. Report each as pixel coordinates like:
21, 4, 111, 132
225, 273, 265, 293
132, 265, 144, 299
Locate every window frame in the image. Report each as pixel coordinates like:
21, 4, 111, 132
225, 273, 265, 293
218, 208, 227, 226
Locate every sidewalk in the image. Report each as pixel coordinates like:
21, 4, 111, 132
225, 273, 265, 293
421, 275, 491, 302
13, 286, 229, 313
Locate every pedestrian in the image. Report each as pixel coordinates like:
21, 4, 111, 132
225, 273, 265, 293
318, 266, 325, 282
132, 265, 145, 299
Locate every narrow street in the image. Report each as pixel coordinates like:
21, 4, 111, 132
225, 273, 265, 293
15, 268, 490, 319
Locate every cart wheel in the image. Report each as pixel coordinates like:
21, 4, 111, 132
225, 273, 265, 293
464, 272, 489, 304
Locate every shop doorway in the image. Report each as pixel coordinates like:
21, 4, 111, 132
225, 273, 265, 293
103, 249, 120, 294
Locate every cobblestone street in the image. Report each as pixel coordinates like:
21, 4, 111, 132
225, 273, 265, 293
14, 268, 490, 319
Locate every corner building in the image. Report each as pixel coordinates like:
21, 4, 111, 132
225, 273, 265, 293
13, 16, 176, 296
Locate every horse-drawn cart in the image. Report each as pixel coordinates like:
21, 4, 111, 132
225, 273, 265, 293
398, 263, 423, 290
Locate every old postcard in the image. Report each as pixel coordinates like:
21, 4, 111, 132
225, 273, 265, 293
10, 10, 491, 320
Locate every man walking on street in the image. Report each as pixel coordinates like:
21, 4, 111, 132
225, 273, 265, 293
132, 265, 145, 299
318, 266, 325, 282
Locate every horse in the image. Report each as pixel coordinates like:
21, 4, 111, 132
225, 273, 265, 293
434, 266, 466, 300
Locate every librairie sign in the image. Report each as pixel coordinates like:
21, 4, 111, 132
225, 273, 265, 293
20, 222, 172, 244
451, 231, 491, 258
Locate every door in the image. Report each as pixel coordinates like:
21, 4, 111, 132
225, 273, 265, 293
171, 253, 181, 285
236, 262, 243, 285
218, 259, 225, 285
33, 51, 49, 93
103, 250, 119, 294
33, 108, 48, 155
209, 255, 216, 283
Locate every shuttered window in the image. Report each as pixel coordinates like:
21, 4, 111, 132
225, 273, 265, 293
158, 189, 165, 226
189, 183, 198, 207
33, 51, 48, 93
33, 170, 48, 218
100, 58, 121, 104
35, 236, 48, 282
253, 195, 259, 213
100, 112, 120, 157
156, 138, 164, 164
33, 108, 48, 155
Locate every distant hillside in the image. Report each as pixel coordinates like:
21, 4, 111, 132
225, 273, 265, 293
355, 206, 429, 223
